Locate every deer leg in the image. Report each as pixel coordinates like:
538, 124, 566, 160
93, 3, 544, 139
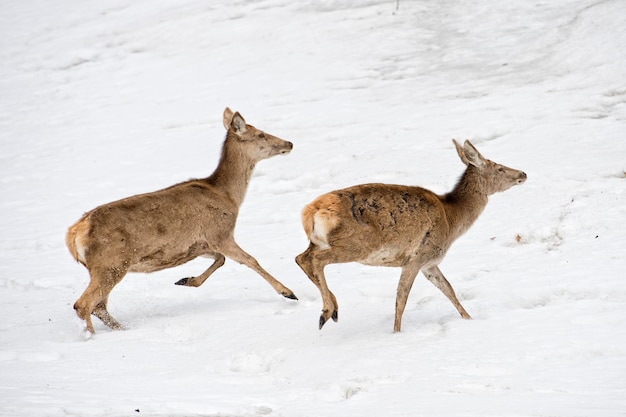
74, 266, 127, 333
296, 243, 338, 310
175, 254, 226, 287
92, 298, 125, 330
309, 260, 337, 329
74, 280, 100, 334
394, 262, 422, 333
220, 239, 298, 300
295, 244, 319, 286
306, 243, 378, 330
422, 265, 471, 319
296, 244, 339, 328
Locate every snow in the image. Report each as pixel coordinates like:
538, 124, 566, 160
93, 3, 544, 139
1, 0, 625, 416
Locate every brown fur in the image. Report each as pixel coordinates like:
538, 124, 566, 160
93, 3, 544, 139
67, 107, 297, 333
296, 140, 527, 332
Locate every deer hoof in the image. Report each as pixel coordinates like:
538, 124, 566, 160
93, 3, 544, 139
319, 315, 328, 330
283, 291, 298, 300
174, 277, 190, 286
319, 309, 337, 329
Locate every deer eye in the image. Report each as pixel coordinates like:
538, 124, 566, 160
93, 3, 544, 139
498, 167, 505, 172
258, 133, 265, 139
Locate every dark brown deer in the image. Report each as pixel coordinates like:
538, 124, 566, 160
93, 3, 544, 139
67, 108, 297, 333
296, 140, 526, 332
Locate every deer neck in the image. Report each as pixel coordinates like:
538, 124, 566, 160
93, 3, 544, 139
442, 165, 489, 240
208, 133, 256, 206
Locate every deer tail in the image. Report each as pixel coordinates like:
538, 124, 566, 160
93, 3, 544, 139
66, 215, 91, 265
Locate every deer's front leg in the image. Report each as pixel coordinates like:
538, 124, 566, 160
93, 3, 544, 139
175, 254, 226, 287
220, 239, 298, 300
394, 262, 421, 333
422, 265, 471, 319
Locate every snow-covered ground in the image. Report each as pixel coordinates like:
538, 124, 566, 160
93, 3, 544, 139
1, 0, 625, 416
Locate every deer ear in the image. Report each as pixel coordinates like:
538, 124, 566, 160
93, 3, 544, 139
223, 107, 235, 130
230, 112, 247, 136
462, 140, 486, 168
453, 139, 469, 166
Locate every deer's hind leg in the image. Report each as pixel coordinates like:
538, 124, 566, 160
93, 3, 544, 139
301, 243, 376, 330
74, 280, 99, 334
74, 266, 127, 333
92, 297, 124, 330
296, 243, 339, 325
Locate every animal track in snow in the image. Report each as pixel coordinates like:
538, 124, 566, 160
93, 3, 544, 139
228, 350, 283, 374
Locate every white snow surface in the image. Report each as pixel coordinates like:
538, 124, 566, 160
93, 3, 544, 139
1, 0, 625, 416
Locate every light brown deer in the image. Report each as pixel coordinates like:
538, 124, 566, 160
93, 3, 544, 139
296, 140, 526, 332
67, 107, 297, 333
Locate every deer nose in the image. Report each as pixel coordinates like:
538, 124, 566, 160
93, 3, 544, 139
282, 141, 293, 153
517, 172, 527, 184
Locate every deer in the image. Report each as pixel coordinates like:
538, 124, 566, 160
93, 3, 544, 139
295, 139, 527, 332
66, 107, 297, 333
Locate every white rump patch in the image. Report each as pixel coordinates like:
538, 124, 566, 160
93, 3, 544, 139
310, 212, 332, 250
75, 236, 87, 264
